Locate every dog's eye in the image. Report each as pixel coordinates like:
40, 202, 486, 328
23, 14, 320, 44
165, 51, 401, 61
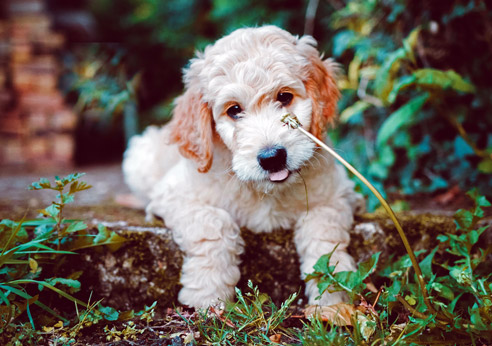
226, 104, 242, 119
277, 92, 293, 106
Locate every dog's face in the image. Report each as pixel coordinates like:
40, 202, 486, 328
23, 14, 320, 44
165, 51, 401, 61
169, 26, 339, 191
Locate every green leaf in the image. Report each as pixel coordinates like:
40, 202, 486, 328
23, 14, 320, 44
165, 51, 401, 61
454, 209, 474, 230
388, 69, 475, 104
420, 246, 438, 278
357, 252, 381, 281
65, 221, 88, 234
469, 304, 488, 330
61, 173, 86, 185
312, 246, 339, 274
33, 223, 55, 240
380, 250, 426, 278
437, 234, 448, 243
387, 75, 417, 104
313, 254, 331, 274
43, 278, 81, 293
385, 280, 402, 299
316, 280, 331, 297
374, 47, 407, 102
376, 93, 429, 148
374, 28, 421, 103
0, 219, 17, 228
41, 204, 60, 219
467, 188, 491, 208
93, 224, 124, 246
446, 293, 464, 314
99, 305, 120, 321
378, 145, 396, 167
413, 69, 475, 93
431, 282, 455, 301
368, 161, 390, 180
339, 101, 371, 124
468, 230, 480, 245
60, 193, 75, 204
402, 27, 421, 63
332, 30, 358, 57
477, 157, 492, 173
68, 224, 126, 252
28, 178, 52, 190
442, 0, 486, 23
476, 226, 489, 238
332, 270, 355, 291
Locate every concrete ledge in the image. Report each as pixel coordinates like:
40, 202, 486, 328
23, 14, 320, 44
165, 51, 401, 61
45, 211, 490, 312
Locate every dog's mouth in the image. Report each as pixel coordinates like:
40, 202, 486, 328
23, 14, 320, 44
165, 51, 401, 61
257, 145, 292, 183
268, 168, 290, 182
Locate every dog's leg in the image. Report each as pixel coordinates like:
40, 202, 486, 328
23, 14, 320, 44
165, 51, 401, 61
149, 201, 244, 308
294, 202, 356, 306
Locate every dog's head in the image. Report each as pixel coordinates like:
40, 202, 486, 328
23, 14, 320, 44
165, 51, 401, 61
169, 26, 339, 190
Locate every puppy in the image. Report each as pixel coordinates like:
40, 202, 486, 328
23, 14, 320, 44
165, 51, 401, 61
123, 26, 364, 308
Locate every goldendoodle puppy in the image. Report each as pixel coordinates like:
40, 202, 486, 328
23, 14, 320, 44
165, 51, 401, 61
123, 25, 364, 308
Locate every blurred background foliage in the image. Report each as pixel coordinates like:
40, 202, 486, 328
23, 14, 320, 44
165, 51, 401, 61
50, 0, 491, 207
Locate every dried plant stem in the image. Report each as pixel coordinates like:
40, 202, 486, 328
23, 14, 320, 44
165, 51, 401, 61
396, 295, 435, 322
281, 114, 444, 319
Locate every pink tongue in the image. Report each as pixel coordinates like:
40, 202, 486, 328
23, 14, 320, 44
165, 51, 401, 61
269, 169, 290, 182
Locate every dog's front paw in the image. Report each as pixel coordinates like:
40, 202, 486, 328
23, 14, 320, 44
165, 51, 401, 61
178, 254, 240, 309
178, 285, 234, 309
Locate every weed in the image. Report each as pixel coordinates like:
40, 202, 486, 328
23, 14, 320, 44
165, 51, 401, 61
305, 189, 492, 345
325, 1, 492, 209
0, 173, 126, 343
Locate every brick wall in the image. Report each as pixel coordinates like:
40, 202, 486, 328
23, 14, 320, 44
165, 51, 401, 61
0, 0, 76, 168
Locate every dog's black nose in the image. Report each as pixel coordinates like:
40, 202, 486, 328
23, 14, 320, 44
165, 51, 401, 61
257, 146, 287, 172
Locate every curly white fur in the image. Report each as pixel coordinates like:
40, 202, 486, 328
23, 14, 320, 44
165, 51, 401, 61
122, 26, 364, 308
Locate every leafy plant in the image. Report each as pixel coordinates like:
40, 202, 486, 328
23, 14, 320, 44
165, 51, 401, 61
71, 48, 142, 144
306, 189, 492, 345
306, 249, 380, 303
0, 173, 126, 335
323, 0, 492, 209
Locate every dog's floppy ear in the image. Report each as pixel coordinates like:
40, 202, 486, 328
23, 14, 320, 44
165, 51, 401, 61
298, 37, 340, 140
169, 85, 214, 173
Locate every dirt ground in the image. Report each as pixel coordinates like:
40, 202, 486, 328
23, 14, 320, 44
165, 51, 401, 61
0, 163, 141, 222
0, 163, 127, 206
